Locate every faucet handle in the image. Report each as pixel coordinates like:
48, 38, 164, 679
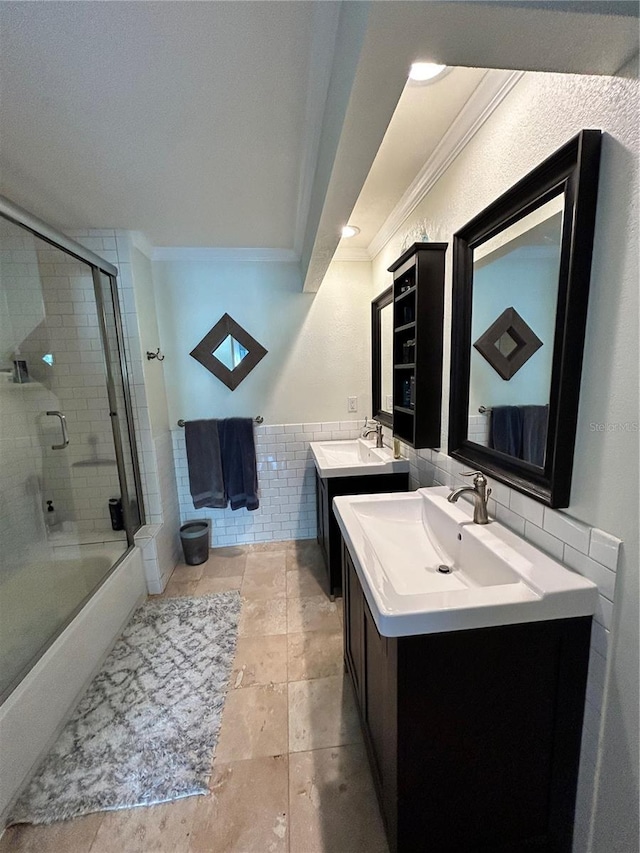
462, 471, 488, 484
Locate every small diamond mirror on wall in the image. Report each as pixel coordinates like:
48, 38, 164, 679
190, 313, 267, 390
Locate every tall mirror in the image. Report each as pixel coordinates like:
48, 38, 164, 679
449, 130, 602, 507
372, 286, 393, 428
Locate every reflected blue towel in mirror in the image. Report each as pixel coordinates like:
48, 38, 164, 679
521, 406, 548, 467
490, 406, 523, 458
490, 405, 548, 466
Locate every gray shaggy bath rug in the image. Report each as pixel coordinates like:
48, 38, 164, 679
10, 591, 241, 825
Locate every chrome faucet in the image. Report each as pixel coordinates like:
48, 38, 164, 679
362, 420, 384, 449
448, 471, 492, 524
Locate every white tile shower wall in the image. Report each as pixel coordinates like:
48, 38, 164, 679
393, 437, 621, 851
67, 230, 180, 590
0, 222, 53, 571
15, 240, 121, 536
173, 421, 362, 547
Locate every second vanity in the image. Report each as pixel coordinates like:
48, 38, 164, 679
310, 437, 409, 598
334, 487, 598, 853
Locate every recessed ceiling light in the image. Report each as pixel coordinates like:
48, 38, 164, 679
341, 225, 360, 239
409, 62, 447, 83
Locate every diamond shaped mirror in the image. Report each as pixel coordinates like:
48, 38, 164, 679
190, 313, 267, 390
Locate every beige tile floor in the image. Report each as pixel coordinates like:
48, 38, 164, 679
1, 541, 389, 853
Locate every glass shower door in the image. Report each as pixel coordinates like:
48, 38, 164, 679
0, 218, 130, 699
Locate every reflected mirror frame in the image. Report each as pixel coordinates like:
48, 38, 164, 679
448, 130, 602, 508
371, 286, 393, 428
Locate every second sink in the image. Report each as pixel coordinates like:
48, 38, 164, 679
310, 438, 409, 479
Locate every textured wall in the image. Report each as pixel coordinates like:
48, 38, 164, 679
370, 69, 639, 853
153, 259, 372, 426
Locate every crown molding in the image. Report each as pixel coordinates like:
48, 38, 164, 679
367, 69, 525, 260
332, 246, 372, 262
151, 247, 299, 263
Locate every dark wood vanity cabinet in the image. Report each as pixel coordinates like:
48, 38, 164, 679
316, 470, 408, 598
342, 540, 592, 853
389, 242, 447, 449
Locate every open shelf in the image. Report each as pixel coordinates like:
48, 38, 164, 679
388, 242, 447, 449
394, 285, 417, 302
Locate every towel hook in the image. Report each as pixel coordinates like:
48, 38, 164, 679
146, 348, 165, 362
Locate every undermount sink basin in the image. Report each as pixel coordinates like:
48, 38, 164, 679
333, 486, 598, 636
310, 438, 409, 479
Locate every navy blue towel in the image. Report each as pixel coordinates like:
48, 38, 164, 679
219, 418, 259, 511
521, 405, 548, 467
185, 419, 227, 509
490, 406, 523, 458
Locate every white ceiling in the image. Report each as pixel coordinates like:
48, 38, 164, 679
0, 0, 637, 278
0, 1, 334, 248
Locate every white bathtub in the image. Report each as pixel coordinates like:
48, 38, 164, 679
0, 546, 146, 822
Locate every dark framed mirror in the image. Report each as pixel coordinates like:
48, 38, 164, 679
371, 286, 393, 428
448, 130, 602, 508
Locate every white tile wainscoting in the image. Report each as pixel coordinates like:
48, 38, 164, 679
173, 420, 363, 547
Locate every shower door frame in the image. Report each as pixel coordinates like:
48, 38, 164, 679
0, 193, 146, 548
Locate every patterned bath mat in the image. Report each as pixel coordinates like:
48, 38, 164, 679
10, 591, 241, 825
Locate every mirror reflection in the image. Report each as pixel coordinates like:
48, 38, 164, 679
212, 334, 249, 370
380, 301, 393, 413
371, 286, 393, 427
469, 193, 564, 467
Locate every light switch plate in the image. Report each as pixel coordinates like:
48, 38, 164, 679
348, 396, 358, 413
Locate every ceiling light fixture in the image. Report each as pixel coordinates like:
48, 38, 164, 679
408, 62, 447, 83
341, 225, 360, 239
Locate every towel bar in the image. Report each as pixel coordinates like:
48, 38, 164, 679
177, 416, 264, 427
478, 406, 492, 414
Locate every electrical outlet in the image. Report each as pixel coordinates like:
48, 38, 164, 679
348, 396, 358, 413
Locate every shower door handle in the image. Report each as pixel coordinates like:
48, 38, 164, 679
46, 411, 69, 449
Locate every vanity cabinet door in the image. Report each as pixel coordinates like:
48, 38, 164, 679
364, 601, 389, 782
315, 473, 324, 550
315, 472, 329, 564
342, 543, 365, 707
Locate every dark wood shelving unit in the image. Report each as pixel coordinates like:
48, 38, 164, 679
388, 242, 447, 449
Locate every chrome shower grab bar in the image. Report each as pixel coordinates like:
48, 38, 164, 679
46, 411, 69, 449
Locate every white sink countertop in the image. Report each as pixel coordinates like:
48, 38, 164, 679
333, 486, 598, 637
310, 437, 409, 479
